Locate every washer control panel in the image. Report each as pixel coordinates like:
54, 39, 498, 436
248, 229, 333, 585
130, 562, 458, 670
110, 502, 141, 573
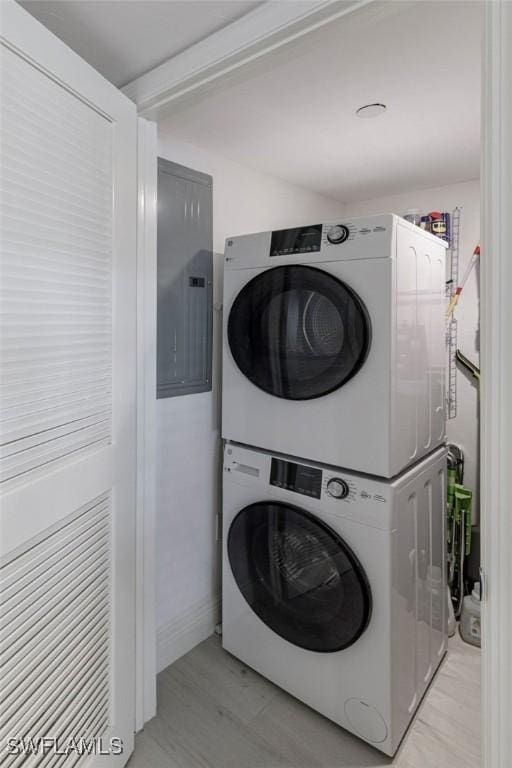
323, 472, 357, 502
326, 477, 350, 499
270, 457, 322, 499
322, 471, 390, 508
265, 456, 389, 509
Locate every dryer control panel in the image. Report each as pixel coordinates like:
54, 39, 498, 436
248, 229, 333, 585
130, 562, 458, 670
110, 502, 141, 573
269, 225, 322, 256
224, 213, 401, 270
267, 221, 390, 257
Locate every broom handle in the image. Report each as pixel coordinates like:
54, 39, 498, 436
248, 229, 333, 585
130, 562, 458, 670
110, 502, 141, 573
446, 244, 480, 318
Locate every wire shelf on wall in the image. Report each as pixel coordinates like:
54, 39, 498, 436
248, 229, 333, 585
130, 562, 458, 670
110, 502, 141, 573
446, 206, 462, 420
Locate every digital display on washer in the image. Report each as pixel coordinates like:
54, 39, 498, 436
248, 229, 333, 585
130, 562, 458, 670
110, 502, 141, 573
270, 458, 322, 499
270, 225, 322, 256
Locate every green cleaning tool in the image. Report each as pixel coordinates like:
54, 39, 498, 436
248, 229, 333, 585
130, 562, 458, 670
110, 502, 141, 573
446, 445, 472, 619
451, 483, 473, 618
454, 485, 473, 556
447, 465, 456, 546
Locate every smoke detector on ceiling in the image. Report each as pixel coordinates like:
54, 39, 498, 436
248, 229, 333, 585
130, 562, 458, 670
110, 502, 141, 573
356, 103, 387, 119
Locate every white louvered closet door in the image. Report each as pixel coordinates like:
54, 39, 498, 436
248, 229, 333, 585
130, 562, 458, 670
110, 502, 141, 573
0, 4, 137, 767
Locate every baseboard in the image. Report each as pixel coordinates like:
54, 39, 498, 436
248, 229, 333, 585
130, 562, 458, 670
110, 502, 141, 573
157, 594, 222, 673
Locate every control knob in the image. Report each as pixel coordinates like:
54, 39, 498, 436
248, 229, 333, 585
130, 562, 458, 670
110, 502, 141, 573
326, 224, 350, 244
326, 477, 350, 499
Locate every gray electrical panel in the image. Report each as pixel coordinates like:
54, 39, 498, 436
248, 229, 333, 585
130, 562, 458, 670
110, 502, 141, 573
157, 158, 213, 398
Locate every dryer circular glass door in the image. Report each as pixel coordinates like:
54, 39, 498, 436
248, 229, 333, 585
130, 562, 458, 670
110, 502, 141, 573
227, 501, 372, 652
227, 265, 371, 400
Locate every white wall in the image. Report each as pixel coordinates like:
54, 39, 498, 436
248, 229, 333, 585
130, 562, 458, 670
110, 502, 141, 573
155, 131, 343, 671
344, 179, 481, 518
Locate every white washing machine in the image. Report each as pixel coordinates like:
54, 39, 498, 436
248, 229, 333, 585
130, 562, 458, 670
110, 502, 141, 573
222, 214, 447, 477
222, 442, 447, 756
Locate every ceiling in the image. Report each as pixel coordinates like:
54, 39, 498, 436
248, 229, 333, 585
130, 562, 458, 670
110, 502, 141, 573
159, 0, 482, 203
19, 0, 482, 203
19, 0, 263, 87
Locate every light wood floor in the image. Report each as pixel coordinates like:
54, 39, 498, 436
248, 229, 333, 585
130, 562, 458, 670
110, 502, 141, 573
129, 632, 481, 768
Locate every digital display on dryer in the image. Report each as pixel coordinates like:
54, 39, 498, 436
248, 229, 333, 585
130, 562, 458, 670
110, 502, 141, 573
270, 225, 322, 256
270, 458, 322, 499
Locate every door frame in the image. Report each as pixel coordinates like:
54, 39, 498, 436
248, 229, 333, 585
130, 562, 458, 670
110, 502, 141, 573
480, 2, 512, 765
135, 117, 158, 730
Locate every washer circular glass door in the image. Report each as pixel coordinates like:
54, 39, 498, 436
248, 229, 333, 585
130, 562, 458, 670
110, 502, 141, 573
227, 265, 371, 400
227, 501, 372, 652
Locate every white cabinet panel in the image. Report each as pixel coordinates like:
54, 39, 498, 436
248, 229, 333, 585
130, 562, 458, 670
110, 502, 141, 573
0, 46, 113, 485
0, 3, 137, 765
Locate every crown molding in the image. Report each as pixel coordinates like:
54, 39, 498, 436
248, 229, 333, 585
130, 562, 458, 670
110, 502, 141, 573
122, 0, 376, 119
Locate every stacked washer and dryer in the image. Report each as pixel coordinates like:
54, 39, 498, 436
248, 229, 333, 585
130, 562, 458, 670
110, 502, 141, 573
221, 214, 448, 756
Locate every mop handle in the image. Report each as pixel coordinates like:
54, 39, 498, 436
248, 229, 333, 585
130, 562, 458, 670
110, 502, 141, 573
446, 244, 480, 319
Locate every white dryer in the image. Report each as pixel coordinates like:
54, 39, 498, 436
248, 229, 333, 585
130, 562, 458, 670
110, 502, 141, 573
222, 214, 447, 477
222, 442, 447, 756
